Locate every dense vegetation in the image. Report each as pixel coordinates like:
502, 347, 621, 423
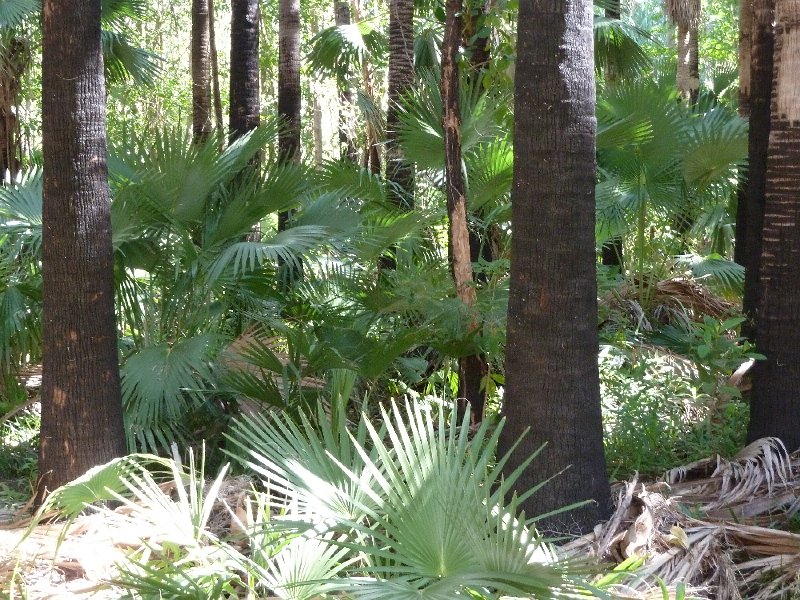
1, 0, 798, 596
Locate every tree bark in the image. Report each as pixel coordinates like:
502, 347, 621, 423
278, 0, 301, 231
741, 0, 776, 339
334, 1, 358, 162
386, 0, 415, 209
0, 36, 28, 179
734, 0, 754, 268
230, 0, 261, 140
676, 19, 700, 104
747, 0, 800, 451
192, 0, 213, 143
38, 0, 126, 503
209, 0, 224, 132
498, 0, 612, 533
442, 0, 484, 422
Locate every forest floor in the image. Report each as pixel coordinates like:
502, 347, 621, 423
2, 438, 800, 599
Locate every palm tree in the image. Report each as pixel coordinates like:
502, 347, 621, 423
747, 0, 800, 451
739, 0, 775, 338
334, 1, 357, 161
665, 0, 701, 104
278, 0, 300, 231
0, 0, 158, 177
38, 0, 126, 502
386, 0, 415, 209
499, 0, 612, 533
230, 0, 260, 139
191, 0, 212, 143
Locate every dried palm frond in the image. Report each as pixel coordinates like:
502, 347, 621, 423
565, 438, 800, 598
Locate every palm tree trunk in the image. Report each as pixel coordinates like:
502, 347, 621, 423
191, 0, 212, 143
335, 1, 358, 162
442, 0, 485, 422
230, 0, 260, 139
386, 0, 415, 209
747, 0, 800, 451
278, 0, 301, 231
734, 0, 754, 268
676, 19, 700, 104
209, 0, 224, 132
38, 0, 126, 503
499, 0, 611, 533
740, 0, 776, 339
0, 36, 27, 179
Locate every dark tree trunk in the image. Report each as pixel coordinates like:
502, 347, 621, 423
209, 0, 224, 132
37, 0, 126, 503
740, 0, 775, 339
0, 36, 29, 179
462, 0, 492, 73
386, 0, 415, 209
334, 1, 357, 162
230, 0, 261, 139
746, 0, 800, 451
733, 0, 754, 268
442, 0, 485, 422
192, 0, 213, 143
498, 0, 612, 534
278, 0, 301, 231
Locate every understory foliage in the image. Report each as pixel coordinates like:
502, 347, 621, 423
33, 399, 644, 599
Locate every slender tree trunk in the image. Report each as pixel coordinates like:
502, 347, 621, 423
386, 0, 415, 209
351, 0, 380, 174
741, 0, 776, 339
600, 5, 625, 271
734, 0, 754, 267
442, 0, 484, 422
335, 1, 358, 161
278, 0, 301, 231
747, 0, 800, 451
38, 0, 126, 503
498, 0, 612, 533
230, 0, 261, 139
192, 0, 213, 143
462, 0, 492, 73
0, 36, 28, 179
209, 0, 224, 132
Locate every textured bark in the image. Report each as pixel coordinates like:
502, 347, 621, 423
676, 21, 700, 104
192, 0, 213, 143
442, 0, 484, 421
278, 0, 301, 231
0, 36, 27, 178
462, 0, 492, 73
386, 0, 415, 209
498, 0, 612, 533
734, 0, 754, 267
38, 0, 126, 503
230, 0, 261, 139
209, 0, 224, 131
747, 0, 800, 451
740, 0, 754, 115
741, 0, 776, 338
334, 1, 357, 161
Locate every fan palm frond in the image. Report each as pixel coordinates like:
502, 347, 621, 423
0, 0, 38, 29
102, 29, 162, 85
307, 18, 387, 80
594, 16, 652, 79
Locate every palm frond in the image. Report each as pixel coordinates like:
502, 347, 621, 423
207, 225, 331, 281
121, 333, 220, 447
675, 253, 744, 293
594, 16, 652, 79
102, 29, 162, 85
0, 0, 38, 29
306, 19, 387, 80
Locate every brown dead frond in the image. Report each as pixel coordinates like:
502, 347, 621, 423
566, 438, 800, 598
